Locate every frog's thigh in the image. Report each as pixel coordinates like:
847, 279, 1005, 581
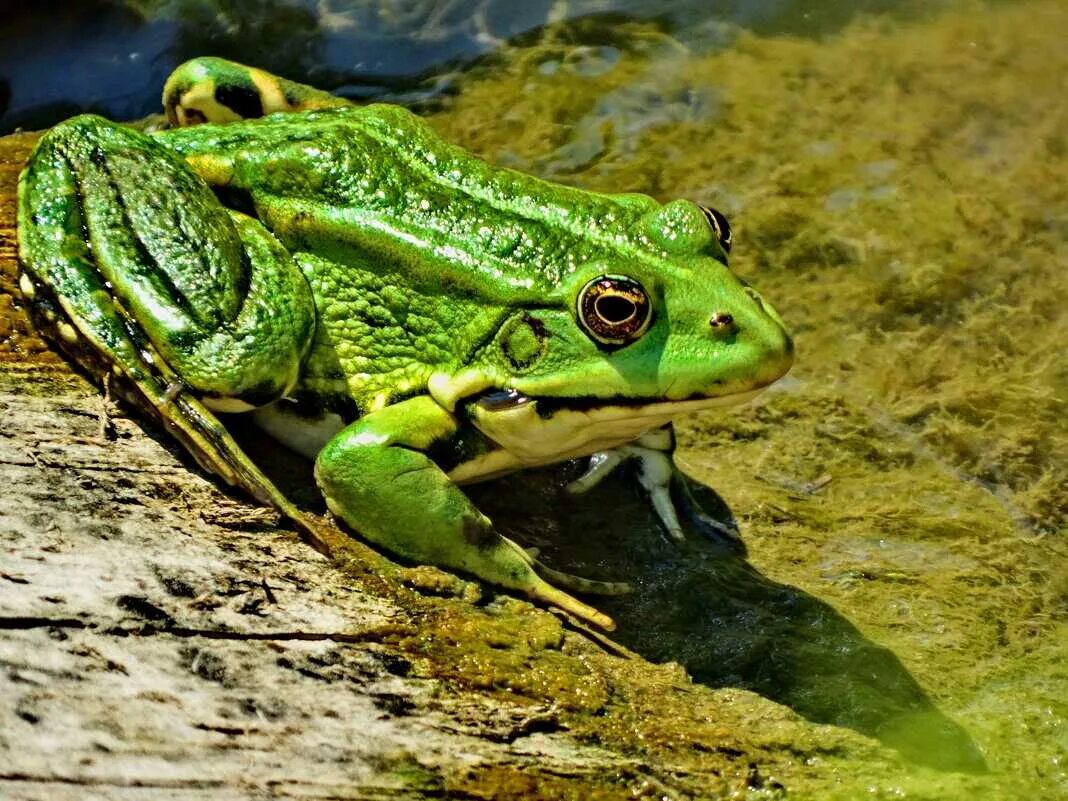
20, 115, 314, 408
314, 396, 616, 629
19, 116, 320, 528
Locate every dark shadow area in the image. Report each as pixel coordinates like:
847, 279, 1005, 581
219, 415, 986, 773
106, 404, 991, 776
469, 464, 989, 774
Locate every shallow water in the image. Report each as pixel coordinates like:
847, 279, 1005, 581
4, 1, 1065, 798
4, 0, 926, 132
445, 3, 1066, 795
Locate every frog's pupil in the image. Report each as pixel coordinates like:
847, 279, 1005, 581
596, 294, 636, 324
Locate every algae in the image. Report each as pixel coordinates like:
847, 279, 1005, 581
416, 1, 1067, 797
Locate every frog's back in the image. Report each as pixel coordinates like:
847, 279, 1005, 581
159, 105, 662, 304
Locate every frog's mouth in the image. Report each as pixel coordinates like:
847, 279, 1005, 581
455, 385, 767, 482
473, 386, 767, 418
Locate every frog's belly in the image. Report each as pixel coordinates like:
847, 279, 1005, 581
251, 389, 762, 484
248, 401, 640, 481
251, 404, 347, 461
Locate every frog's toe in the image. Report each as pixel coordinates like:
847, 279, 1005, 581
501, 537, 629, 596
533, 562, 632, 597
525, 579, 618, 631
566, 449, 624, 495
672, 476, 745, 553
493, 538, 619, 628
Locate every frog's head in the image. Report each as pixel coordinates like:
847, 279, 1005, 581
445, 199, 794, 462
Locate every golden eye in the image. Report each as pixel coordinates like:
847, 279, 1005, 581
698, 205, 732, 255
577, 275, 652, 348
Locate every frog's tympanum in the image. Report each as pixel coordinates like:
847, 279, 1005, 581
17, 58, 792, 629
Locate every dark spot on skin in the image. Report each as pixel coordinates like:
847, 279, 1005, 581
215, 84, 264, 120
213, 185, 256, 216
462, 514, 496, 549
523, 313, 548, 339
709, 312, 734, 328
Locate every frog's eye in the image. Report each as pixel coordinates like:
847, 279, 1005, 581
698, 205, 732, 255
577, 275, 652, 348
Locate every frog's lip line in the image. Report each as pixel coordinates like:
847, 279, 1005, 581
477, 385, 768, 419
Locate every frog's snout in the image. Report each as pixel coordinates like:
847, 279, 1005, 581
718, 287, 794, 389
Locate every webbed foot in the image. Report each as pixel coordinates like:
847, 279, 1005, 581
568, 424, 743, 551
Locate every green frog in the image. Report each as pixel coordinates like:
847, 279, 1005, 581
17, 57, 793, 629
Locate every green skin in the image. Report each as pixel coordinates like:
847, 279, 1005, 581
16, 58, 793, 629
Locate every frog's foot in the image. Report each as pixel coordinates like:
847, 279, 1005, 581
513, 544, 632, 597
568, 426, 685, 541
163, 57, 351, 127
499, 538, 627, 626
568, 425, 743, 550
671, 474, 745, 551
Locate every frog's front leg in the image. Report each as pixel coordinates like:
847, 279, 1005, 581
568, 424, 744, 550
315, 396, 622, 630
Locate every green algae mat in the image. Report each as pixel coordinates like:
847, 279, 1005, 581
425, 1, 1068, 795
1, 1, 1064, 799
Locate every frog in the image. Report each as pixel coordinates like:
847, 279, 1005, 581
16, 57, 793, 630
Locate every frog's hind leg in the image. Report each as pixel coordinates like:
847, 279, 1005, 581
163, 57, 352, 127
18, 114, 327, 548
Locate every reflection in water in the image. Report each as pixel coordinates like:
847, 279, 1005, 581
473, 467, 987, 773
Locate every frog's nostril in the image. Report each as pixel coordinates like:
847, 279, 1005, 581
708, 312, 737, 339
709, 312, 734, 329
